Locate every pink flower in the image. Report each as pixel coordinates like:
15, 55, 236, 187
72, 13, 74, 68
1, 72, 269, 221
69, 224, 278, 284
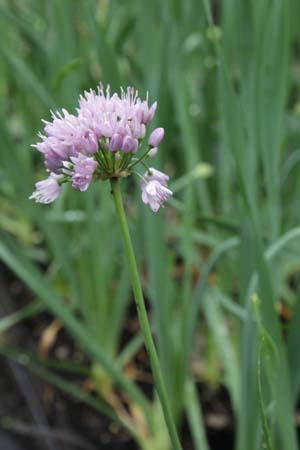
136, 97, 157, 124
141, 168, 172, 212
33, 84, 158, 177
141, 180, 172, 212
29, 174, 62, 204
122, 136, 139, 153
81, 132, 99, 153
31, 83, 168, 207
148, 128, 164, 147
109, 133, 123, 151
144, 168, 169, 186
77, 84, 155, 150
64, 154, 98, 192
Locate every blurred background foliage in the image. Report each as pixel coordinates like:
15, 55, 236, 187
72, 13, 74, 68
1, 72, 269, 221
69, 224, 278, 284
1, 0, 300, 449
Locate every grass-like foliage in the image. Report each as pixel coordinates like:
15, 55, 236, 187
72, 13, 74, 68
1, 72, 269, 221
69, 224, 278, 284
1, 1, 300, 449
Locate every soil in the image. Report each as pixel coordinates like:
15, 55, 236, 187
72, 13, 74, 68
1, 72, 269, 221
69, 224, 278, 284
0, 263, 234, 450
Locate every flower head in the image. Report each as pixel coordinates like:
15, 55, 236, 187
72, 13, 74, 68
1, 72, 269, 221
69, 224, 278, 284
30, 82, 171, 210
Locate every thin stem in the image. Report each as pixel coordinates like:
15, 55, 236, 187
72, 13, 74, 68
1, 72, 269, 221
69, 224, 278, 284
128, 146, 151, 170
101, 148, 110, 171
112, 152, 116, 173
110, 178, 183, 450
119, 153, 131, 171
95, 152, 107, 172
139, 160, 150, 172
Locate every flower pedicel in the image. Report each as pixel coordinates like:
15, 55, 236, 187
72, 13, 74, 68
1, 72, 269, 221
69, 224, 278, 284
30, 83, 172, 211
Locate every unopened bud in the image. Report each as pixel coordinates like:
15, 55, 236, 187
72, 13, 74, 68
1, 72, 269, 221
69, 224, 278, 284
148, 147, 158, 157
109, 133, 123, 151
122, 136, 138, 153
148, 127, 164, 147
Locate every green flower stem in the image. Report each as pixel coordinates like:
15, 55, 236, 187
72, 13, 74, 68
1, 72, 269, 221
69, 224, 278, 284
110, 178, 183, 450
128, 146, 151, 170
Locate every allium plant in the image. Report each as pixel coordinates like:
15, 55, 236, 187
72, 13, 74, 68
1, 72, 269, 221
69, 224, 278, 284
30, 84, 181, 450
30, 83, 172, 211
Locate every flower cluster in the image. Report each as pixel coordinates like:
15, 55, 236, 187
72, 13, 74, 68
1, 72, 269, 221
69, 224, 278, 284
30, 83, 172, 211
